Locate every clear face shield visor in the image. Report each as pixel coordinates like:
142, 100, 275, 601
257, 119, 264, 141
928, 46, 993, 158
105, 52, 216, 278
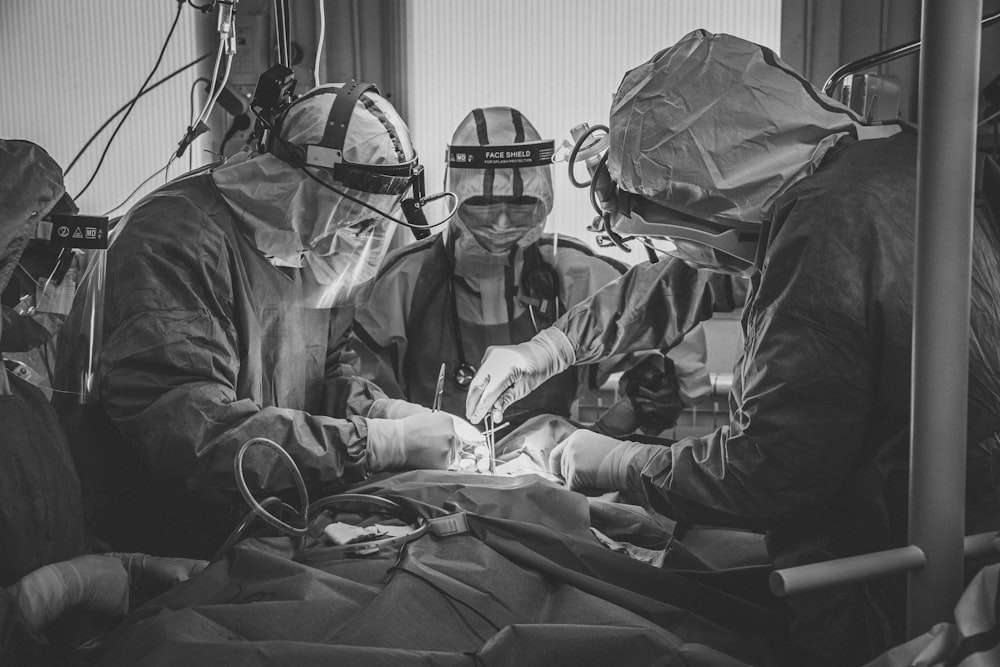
300, 212, 398, 308
447, 140, 554, 252
28, 212, 110, 404
575, 153, 759, 275
456, 195, 547, 253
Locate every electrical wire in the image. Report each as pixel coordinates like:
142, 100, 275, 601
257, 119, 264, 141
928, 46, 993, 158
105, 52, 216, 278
65, 52, 213, 177
274, 0, 291, 66
979, 106, 1000, 127
101, 157, 175, 217
260, 114, 458, 231
204, 54, 235, 123
566, 123, 609, 189
234, 438, 310, 538
211, 496, 293, 563
314, 0, 327, 86
74, 1, 186, 200
190, 78, 209, 125
389, 560, 502, 634
189, 77, 210, 170
192, 40, 227, 127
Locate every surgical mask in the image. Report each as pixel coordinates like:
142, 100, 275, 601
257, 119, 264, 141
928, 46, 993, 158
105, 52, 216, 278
458, 196, 545, 254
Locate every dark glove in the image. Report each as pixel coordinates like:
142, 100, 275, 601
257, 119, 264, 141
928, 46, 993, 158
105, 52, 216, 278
620, 355, 683, 433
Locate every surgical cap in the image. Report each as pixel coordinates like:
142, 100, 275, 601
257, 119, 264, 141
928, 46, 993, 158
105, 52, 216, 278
0, 141, 66, 297
608, 29, 895, 227
447, 107, 554, 217
214, 83, 415, 266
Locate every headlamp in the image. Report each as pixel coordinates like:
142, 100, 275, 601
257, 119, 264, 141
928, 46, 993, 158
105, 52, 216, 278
34, 213, 109, 250
249, 67, 455, 240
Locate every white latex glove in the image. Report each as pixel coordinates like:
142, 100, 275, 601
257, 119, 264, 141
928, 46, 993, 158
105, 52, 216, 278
465, 327, 576, 424
9, 554, 129, 632
450, 413, 486, 446
367, 397, 433, 420
366, 412, 459, 472
548, 429, 661, 492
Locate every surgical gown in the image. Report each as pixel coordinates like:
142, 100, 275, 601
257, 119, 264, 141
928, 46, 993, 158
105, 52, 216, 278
353, 231, 630, 430
58, 173, 391, 559
555, 132, 1000, 660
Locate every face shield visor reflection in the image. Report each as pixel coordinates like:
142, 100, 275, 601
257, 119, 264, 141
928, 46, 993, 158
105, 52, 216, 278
659, 238, 754, 276
301, 215, 397, 308
50, 248, 106, 404
457, 195, 546, 253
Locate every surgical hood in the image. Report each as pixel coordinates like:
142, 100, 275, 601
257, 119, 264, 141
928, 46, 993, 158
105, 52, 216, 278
608, 29, 899, 228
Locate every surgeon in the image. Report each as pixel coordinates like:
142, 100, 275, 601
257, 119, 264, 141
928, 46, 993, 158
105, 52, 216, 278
0, 139, 210, 665
353, 106, 695, 440
57, 78, 461, 560
465, 30, 1000, 666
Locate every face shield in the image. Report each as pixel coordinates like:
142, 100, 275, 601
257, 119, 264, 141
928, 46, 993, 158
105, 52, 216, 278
216, 77, 431, 308
611, 194, 759, 276
300, 208, 398, 309
446, 107, 555, 256
0, 140, 109, 403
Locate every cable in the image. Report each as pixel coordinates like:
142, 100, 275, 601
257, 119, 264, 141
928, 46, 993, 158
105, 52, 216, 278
102, 157, 175, 217
74, 1, 186, 200
274, 0, 291, 66
189, 77, 210, 170
234, 438, 310, 538
389, 560, 502, 633
566, 123, 609, 189
211, 496, 293, 563
259, 114, 458, 231
314, 0, 326, 86
188, 0, 215, 11
192, 41, 226, 127
65, 52, 212, 176
198, 53, 233, 129
979, 106, 1000, 127
219, 114, 252, 156
297, 157, 456, 231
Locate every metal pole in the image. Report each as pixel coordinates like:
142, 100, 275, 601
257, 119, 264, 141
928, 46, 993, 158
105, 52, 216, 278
821, 10, 1000, 96
770, 531, 1000, 598
907, 0, 982, 638
770, 546, 926, 598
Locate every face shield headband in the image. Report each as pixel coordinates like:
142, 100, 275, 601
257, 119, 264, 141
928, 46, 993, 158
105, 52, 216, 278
583, 153, 759, 273
446, 139, 554, 251
447, 140, 555, 170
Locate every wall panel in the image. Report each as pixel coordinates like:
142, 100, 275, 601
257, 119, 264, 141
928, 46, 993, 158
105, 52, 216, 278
405, 0, 782, 263
1, 1, 212, 216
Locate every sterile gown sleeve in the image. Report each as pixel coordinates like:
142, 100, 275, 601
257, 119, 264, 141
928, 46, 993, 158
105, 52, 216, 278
350, 247, 423, 400
322, 304, 392, 418
555, 257, 716, 365
616, 140, 903, 530
99, 194, 373, 494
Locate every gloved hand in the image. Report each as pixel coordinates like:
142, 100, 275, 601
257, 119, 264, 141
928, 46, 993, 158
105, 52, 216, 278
366, 412, 459, 472
9, 554, 129, 632
108, 553, 208, 610
367, 397, 433, 420
465, 327, 576, 424
620, 355, 684, 433
548, 429, 662, 492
